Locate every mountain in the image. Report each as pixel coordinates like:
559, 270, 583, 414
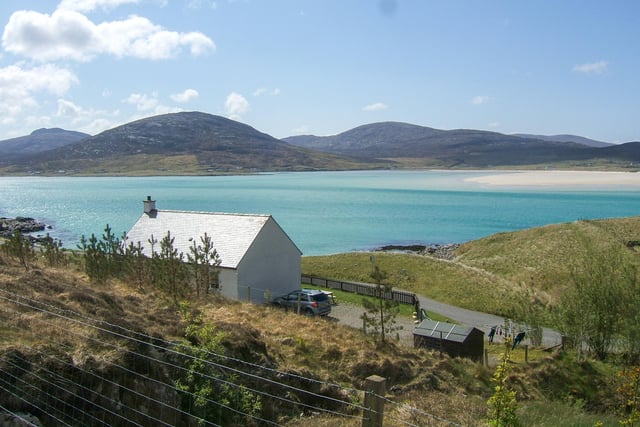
0, 128, 89, 159
512, 133, 613, 148
283, 121, 640, 168
283, 121, 598, 167
4, 112, 378, 174
3, 115, 639, 175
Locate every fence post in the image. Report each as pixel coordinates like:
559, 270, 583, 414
524, 345, 528, 363
362, 375, 385, 427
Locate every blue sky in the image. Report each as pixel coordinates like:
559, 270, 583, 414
1, 0, 639, 143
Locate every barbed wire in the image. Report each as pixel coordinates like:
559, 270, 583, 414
1, 350, 193, 427
0, 286, 361, 395
0, 402, 40, 427
0, 369, 75, 426
0, 291, 365, 424
371, 392, 464, 427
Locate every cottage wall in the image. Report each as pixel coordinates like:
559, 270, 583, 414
236, 217, 301, 304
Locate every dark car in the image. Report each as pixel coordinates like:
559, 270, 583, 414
273, 289, 332, 316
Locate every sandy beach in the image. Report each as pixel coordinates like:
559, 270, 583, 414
465, 170, 640, 187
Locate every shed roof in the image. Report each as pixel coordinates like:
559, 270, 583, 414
126, 209, 297, 269
413, 319, 480, 344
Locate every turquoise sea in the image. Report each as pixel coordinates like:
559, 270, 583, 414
1, 170, 639, 255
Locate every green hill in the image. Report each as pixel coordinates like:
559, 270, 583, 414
2, 217, 639, 425
302, 216, 640, 318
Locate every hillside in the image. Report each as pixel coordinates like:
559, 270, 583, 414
512, 133, 613, 148
284, 121, 639, 168
302, 216, 640, 319
1, 218, 634, 425
0, 128, 89, 160
2, 114, 639, 175
1, 112, 382, 175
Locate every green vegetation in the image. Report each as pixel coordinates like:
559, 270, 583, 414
487, 338, 518, 426
360, 266, 402, 343
3, 216, 640, 425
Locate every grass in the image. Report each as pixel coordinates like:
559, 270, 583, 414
309, 286, 450, 321
3, 217, 639, 425
302, 216, 640, 320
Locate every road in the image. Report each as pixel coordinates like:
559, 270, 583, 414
328, 294, 563, 348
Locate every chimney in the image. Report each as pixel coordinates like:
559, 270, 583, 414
143, 196, 156, 216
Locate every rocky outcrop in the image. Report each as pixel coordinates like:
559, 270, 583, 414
376, 243, 460, 260
0, 217, 48, 239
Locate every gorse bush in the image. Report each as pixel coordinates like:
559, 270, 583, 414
488, 337, 519, 426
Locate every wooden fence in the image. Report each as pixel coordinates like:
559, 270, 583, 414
301, 275, 417, 305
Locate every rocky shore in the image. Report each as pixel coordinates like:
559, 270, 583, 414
0, 216, 49, 240
376, 243, 460, 260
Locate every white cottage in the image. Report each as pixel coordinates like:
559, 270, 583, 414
125, 197, 302, 304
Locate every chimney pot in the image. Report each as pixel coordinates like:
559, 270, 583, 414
143, 196, 156, 216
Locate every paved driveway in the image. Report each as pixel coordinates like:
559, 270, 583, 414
327, 295, 562, 348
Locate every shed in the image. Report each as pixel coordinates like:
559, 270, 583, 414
413, 319, 484, 361
125, 197, 302, 304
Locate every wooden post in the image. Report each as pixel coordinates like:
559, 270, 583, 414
362, 375, 385, 427
484, 348, 489, 367
524, 345, 529, 363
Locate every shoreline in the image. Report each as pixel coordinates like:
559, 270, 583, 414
465, 170, 640, 187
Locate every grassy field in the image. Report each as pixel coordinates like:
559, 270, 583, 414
302, 216, 640, 321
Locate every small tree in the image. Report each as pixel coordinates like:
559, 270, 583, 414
40, 234, 67, 268
123, 240, 149, 291
152, 231, 188, 305
78, 233, 108, 282
487, 337, 518, 426
361, 265, 402, 343
4, 230, 35, 270
557, 243, 635, 360
187, 233, 221, 299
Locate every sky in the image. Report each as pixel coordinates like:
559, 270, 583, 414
1, 0, 639, 144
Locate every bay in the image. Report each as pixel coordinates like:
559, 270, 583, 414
1, 170, 639, 255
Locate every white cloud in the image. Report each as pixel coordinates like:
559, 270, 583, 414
488, 121, 500, 128
573, 60, 608, 75
56, 99, 83, 117
2, 9, 215, 62
0, 63, 78, 116
188, 0, 217, 10
253, 87, 268, 96
253, 87, 280, 97
171, 88, 199, 103
471, 95, 491, 105
57, 0, 141, 13
124, 92, 160, 111
224, 92, 250, 120
363, 102, 388, 111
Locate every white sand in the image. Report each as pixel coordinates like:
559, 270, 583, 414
465, 170, 640, 187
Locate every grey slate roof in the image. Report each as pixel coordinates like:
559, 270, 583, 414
413, 319, 478, 344
126, 210, 276, 269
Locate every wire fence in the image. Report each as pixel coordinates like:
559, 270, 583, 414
0, 287, 463, 426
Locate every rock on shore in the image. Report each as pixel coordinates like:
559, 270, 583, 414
376, 243, 460, 260
0, 217, 48, 239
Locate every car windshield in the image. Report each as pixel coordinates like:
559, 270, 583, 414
310, 293, 328, 302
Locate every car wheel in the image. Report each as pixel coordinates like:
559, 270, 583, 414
304, 308, 315, 316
